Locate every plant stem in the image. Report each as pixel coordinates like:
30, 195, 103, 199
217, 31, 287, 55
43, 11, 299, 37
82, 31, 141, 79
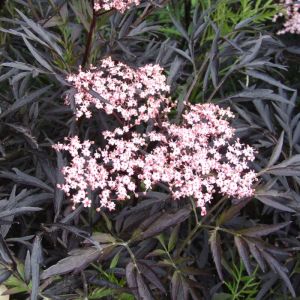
43, 0, 67, 26
82, 1, 97, 67
206, 67, 235, 102
121, 242, 141, 273
28, 0, 40, 20
184, 0, 191, 31
175, 55, 209, 122
178, 196, 228, 254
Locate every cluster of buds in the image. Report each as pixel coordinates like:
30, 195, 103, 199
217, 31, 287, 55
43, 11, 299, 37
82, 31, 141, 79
273, 0, 300, 34
55, 57, 257, 215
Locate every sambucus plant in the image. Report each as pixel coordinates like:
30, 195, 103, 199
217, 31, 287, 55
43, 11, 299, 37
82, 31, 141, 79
0, 0, 299, 299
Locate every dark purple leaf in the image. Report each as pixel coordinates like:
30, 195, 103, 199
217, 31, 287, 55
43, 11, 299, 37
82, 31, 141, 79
137, 262, 166, 294
255, 196, 295, 212
234, 236, 252, 275
246, 70, 295, 92
247, 242, 266, 272
138, 208, 191, 240
0, 85, 51, 119
25, 250, 31, 284
0, 270, 11, 284
0, 168, 53, 193
264, 154, 300, 176
41, 247, 102, 279
171, 271, 186, 300
0, 207, 43, 218
238, 222, 291, 237
0, 234, 14, 265
31, 235, 42, 300
209, 230, 223, 281
217, 199, 250, 226
262, 251, 295, 297
267, 131, 284, 167
125, 262, 138, 299
136, 272, 153, 300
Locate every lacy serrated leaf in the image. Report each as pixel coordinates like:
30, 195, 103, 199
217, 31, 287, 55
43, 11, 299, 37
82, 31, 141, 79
31, 235, 42, 300
138, 208, 190, 240
267, 131, 284, 167
0, 85, 51, 119
238, 222, 291, 237
168, 224, 180, 252
262, 251, 295, 297
41, 247, 102, 279
263, 155, 300, 176
209, 230, 223, 281
234, 236, 252, 275
136, 272, 153, 300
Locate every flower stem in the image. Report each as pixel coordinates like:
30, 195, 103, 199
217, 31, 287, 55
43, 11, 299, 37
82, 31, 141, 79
82, 1, 97, 67
178, 196, 228, 254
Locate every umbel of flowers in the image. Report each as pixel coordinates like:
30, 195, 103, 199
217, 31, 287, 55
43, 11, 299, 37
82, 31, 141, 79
273, 0, 300, 34
94, 0, 140, 13
66, 57, 171, 121
54, 58, 256, 216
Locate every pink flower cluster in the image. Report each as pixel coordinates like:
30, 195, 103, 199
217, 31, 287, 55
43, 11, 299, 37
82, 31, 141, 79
55, 58, 256, 215
273, 0, 300, 34
94, 0, 140, 13
66, 57, 171, 123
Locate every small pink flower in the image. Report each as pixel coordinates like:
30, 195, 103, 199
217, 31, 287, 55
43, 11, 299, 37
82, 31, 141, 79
66, 57, 171, 126
274, 0, 300, 34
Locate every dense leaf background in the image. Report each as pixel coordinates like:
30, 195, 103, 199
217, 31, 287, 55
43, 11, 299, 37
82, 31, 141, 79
0, 0, 300, 299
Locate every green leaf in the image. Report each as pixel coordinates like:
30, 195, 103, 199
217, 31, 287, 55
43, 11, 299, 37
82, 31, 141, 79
89, 287, 113, 299
146, 249, 166, 258
168, 224, 180, 252
91, 233, 116, 244
110, 250, 121, 269
212, 293, 232, 300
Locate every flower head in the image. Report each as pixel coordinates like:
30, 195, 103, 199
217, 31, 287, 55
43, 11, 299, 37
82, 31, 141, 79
94, 0, 140, 13
66, 57, 171, 126
56, 58, 257, 215
55, 95, 256, 215
273, 0, 300, 34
